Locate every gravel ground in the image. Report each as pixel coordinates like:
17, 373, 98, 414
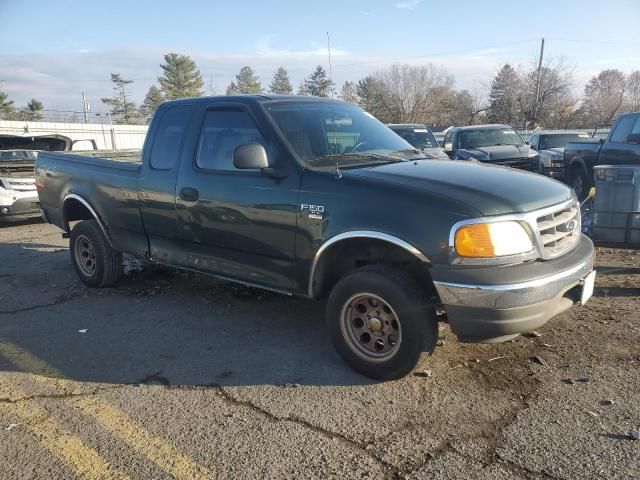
0, 219, 638, 479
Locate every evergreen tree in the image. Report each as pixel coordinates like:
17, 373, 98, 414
302, 65, 333, 97
139, 86, 164, 124
0, 91, 17, 120
297, 82, 306, 96
226, 66, 262, 95
101, 73, 141, 124
269, 67, 293, 95
356, 76, 386, 116
158, 53, 204, 100
18, 99, 44, 121
487, 64, 522, 125
339, 81, 358, 104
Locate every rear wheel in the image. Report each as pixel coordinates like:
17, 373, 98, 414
70, 220, 123, 287
326, 266, 437, 380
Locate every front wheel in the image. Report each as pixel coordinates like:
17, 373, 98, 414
70, 220, 123, 287
570, 166, 590, 200
326, 266, 437, 380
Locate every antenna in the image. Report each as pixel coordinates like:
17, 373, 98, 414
327, 31, 334, 100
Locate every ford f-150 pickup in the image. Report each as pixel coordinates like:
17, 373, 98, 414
564, 111, 640, 199
36, 95, 596, 380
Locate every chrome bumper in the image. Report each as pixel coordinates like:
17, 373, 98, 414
431, 235, 595, 343
433, 254, 593, 309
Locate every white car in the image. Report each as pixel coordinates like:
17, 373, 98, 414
0, 150, 40, 219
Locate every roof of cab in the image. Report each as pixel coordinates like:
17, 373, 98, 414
452, 124, 514, 131
162, 94, 347, 107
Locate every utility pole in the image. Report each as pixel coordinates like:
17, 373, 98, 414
534, 37, 545, 124
81, 91, 89, 123
327, 32, 334, 100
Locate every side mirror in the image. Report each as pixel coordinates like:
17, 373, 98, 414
444, 142, 453, 153
627, 133, 640, 145
524, 140, 531, 146
233, 143, 269, 169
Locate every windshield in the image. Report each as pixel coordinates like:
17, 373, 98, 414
390, 127, 439, 149
540, 133, 591, 150
459, 128, 524, 149
0, 150, 37, 162
266, 101, 416, 166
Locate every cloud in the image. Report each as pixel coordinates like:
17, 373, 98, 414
395, 0, 423, 10
254, 37, 348, 58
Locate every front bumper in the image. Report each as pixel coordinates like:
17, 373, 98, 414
0, 193, 40, 218
431, 235, 595, 343
541, 165, 565, 180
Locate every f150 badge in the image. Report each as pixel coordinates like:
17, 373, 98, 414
301, 204, 325, 220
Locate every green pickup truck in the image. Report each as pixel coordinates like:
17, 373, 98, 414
36, 95, 596, 380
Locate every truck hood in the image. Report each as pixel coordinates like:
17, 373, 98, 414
345, 159, 573, 216
420, 146, 449, 159
458, 144, 535, 161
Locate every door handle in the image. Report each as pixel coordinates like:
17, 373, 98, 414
180, 187, 199, 202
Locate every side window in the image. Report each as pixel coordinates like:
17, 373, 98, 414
610, 115, 637, 143
530, 135, 538, 149
149, 105, 191, 170
632, 116, 640, 135
444, 131, 453, 145
196, 109, 266, 171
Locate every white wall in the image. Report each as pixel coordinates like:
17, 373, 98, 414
0, 120, 148, 150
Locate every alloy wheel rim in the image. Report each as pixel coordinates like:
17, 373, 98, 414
340, 293, 402, 362
75, 234, 96, 276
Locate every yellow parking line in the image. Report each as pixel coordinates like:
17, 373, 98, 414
0, 379, 129, 480
74, 396, 211, 479
0, 339, 211, 480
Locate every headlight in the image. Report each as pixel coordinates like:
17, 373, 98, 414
541, 155, 561, 168
453, 221, 533, 258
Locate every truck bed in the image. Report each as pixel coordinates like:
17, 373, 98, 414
35, 149, 145, 255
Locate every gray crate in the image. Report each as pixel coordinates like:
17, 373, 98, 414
592, 165, 640, 245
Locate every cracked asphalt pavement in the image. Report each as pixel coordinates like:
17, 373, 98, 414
1, 219, 639, 479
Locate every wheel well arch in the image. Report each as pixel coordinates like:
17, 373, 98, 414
62, 194, 112, 246
308, 232, 437, 300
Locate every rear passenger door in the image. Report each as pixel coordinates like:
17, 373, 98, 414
175, 104, 300, 292
139, 104, 192, 266
600, 114, 640, 166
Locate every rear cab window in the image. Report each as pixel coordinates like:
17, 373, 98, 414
149, 105, 191, 170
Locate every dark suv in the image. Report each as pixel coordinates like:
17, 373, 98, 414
443, 124, 539, 171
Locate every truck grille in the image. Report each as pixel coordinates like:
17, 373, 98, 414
489, 156, 539, 171
536, 201, 580, 256
0, 177, 36, 192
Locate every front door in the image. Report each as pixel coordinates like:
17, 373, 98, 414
600, 114, 640, 166
175, 105, 300, 292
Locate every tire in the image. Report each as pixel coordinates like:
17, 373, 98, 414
326, 266, 438, 380
570, 166, 590, 200
70, 220, 123, 288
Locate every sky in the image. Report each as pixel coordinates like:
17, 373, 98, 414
1, 0, 639, 114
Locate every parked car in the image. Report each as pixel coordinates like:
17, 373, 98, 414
443, 124, 539, 171
37, 96, 595, 380
0, 150, 40, 219
387, 124, 449, 159
0, 134, 85, 221
529, 132, 591, 180
564, 112, 640, 199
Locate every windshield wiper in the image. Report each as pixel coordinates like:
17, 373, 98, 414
308, 152, 406, 164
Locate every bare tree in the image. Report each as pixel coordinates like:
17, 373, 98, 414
339, 81, 358, 104
520, 57, 576, 128
581, 69, 627, 124
370, 64, 455, 124
625, 70, 640, 112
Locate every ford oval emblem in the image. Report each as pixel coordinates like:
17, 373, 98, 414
565, 220, 577, 232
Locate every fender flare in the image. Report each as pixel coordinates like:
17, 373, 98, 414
307, 230, 430, 298
62, 193, 114, 247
